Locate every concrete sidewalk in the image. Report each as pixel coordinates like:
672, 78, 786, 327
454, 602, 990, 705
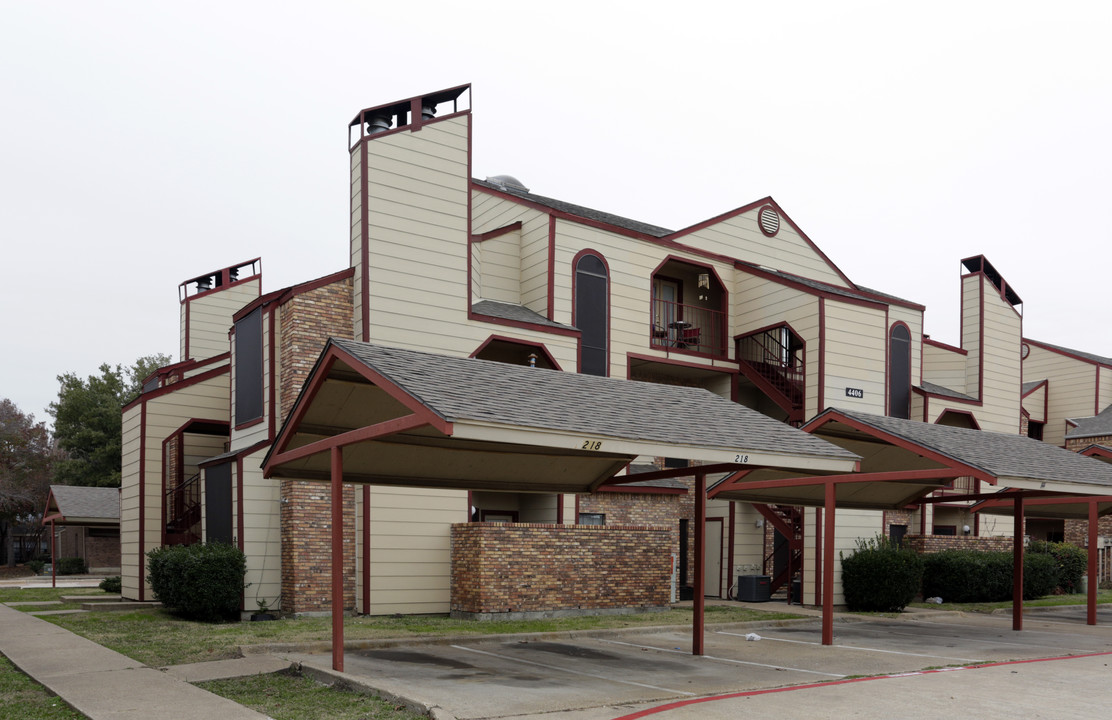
0, 602, 278, 719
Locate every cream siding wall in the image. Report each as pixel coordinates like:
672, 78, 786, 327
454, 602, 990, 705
350, 145, 365, 340
732, 273, 822, 416
681, 210, 850, 289
961, 275, 982, 400
184, 436, 225, 481
1022, 346, 1099, 447
888, 305, 923, 389
120, 372, 230, 600
120, 405, 143, 600
977, 281, 1022, 434
182, 280, 260, 362
474, 229, 522, 304
239, 449, 281, 612
822, 301, 887, 415
922, 343, 967, 395
1023, 385, 1047, 424
707, 500, 731, 598
728, 503, 766, 583
1100, 366, 1112, 414
470, 192, 550, 315
800, 507, 882, 606
356, 485, 468, 615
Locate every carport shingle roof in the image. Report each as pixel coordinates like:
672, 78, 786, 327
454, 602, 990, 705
48, 485, 119, 521
832, 410, 1112, 489
331, 339, 856, 460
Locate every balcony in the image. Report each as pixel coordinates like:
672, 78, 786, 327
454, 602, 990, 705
649, 300, 727, 358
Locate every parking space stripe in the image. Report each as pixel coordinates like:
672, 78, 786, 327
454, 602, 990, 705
449, 645, 696, 696
715, 631, 982, 663
600, 639, 846, 678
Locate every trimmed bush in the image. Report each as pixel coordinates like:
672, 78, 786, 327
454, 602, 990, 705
840, 535, 924, 612
922, 548, 1061, 602
1027, 541, 1087, 593
99, 576, 121, 593
27, 559, 45, 575
56, 557, 88, 575
147, 543, 247, 622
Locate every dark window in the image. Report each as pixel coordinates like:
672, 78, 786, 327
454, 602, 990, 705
663, 457, 689, 469
932, 525, 956, 536
205, 462, 233, 545
234, 308, 264, 424
578, 513, 605, 526
888, 324, 911, 419
575, 254, 608, 376
1027, 421, 1044, 441
889, 524, 907, 548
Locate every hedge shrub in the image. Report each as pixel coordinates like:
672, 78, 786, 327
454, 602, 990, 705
840, 535, 924, 612
921, 549, 1060, 602
1027, 541, 1087, 593
56, 557, 88, 575
147, 542, 247, 622
99, 576, 122, 593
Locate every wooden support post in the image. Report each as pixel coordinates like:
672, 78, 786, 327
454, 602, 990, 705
50, 520, 56, 589
693, 470, 706, 656
814, 508, 823, 608
1089, 500, 1099, 626
822, 481, 835, 646
1012, 495, 1024, 632
331, 446, 344, 672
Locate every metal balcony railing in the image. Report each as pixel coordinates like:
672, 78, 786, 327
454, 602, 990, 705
164, 473, 202, 546
736, 326, 805, 414
649, 300, 727, 357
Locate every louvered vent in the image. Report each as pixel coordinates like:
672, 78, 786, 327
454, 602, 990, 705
758, 206, 780, 237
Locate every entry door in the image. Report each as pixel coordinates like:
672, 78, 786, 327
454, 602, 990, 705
704, 519, 723, 597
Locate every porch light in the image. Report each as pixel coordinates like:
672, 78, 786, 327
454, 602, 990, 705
698, 273, 710, 301
962, 525, 971, 535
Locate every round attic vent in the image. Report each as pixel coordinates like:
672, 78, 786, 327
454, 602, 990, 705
758, 206, 780, 237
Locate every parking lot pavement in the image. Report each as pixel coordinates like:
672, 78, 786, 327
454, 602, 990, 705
288, 609, 1112, 720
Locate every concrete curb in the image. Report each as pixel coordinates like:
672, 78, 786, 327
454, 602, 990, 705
294, 660, 458, 720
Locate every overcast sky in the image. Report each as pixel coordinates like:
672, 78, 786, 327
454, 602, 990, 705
2, 1, 1110, 424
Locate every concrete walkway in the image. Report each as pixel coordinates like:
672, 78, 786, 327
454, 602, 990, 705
0, 602, 279, 719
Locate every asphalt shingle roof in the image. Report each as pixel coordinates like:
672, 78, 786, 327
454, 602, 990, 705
49, 485, 119, 521
1026, 340, 1112, 367
1067, 405, 1112, 439
473, 179, 674, 237
917, 381, 977, 402
1022, 380, 1046, 395
831, 409, 1112, 489
331, 339, 857, 461
471, 300, 574, 330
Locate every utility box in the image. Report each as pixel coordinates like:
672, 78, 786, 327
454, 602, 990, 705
737, 575, 771, 602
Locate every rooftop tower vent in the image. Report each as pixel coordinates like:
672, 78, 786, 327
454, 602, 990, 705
486, 174, 530, 193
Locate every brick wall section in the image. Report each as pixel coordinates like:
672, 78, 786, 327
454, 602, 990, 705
905, 534, 1014, 554
450, 523, 672, 615
1060, 435, 1112, 547
277, 277, 357, 614
86, 532, 120, 570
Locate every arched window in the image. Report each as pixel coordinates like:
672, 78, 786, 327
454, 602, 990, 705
574, 253, 609, 376
888, 324, 911, 419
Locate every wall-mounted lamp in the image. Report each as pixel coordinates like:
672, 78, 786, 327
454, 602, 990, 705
755, 518, 764, 529
697, 273, 711, 301
962, 525, 971, 535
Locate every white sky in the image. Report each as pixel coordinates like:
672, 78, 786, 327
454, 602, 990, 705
2, 1, 1110, 424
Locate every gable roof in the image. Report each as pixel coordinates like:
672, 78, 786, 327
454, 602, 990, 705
1024, 339, 1112, 367
263, 339, 859, 493
43, 485, 119, 525
917, 381, 977, 403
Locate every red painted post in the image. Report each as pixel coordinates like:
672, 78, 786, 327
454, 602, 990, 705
814, 508, 822, 608
50, 520, 56, 589
1088, 500, 1098, 626
693, 470, 706, 656
331, 446, 344, 672
822, 481, 835, 646
1012, 495, 1024, 632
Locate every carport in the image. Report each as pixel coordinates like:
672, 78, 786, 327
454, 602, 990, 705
710, 408, 1112, 645
262, 338, 859, 671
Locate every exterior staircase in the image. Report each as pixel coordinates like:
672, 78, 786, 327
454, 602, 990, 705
736, 325, 805, 424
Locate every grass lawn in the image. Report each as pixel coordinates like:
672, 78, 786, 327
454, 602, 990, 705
198, 670, 426, 720
0, 655, 85, 720
907, 589, 1112, 613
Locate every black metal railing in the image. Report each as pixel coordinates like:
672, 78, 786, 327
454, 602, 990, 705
165, 473, 202, 545
649, 300, 727, 357
736, 326, 805, 411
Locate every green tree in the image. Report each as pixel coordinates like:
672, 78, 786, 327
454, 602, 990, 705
0, 399, 55, 565
48, 354, 171, 488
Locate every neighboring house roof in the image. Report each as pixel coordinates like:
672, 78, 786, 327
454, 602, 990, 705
43, 485, 119, 525
1025, 339, 1112, 367
1067, 405, 1112, 439
917, 381, 977, 402
473, 178, 674, 237
830, 409, 1112, 490
328, 339, 857, 462
471, 299, 575, 330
